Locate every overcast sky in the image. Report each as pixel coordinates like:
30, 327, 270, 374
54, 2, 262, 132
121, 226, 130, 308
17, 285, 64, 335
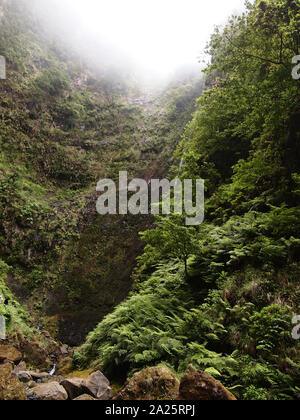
33, 0, 247, 80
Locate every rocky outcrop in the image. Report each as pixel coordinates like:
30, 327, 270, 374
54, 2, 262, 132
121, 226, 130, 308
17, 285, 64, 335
0, 363, 27, 400
0, 345, 22, 364
27, 382, 68, 401
16, 371, 32, 383
115, 366, 180, 400
11, 365, 113, 400
178, 365, 237, 401
29, 371, 52, 382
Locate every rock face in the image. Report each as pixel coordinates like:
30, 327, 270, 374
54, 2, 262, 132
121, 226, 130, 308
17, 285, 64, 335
27, 382, 68, 401
178, 365, 237, 401
82, 371, 113, 400
0, 345, 22, 364
0, 363, 27, 400
116, 366, 180, 400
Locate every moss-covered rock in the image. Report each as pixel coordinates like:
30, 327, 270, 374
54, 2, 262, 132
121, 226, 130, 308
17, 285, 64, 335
115, 366, 180, 401
179, 365, 237, 401
0, 363, 27, 400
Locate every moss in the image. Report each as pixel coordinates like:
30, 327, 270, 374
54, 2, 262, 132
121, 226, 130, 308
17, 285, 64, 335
0, 363, 27, 401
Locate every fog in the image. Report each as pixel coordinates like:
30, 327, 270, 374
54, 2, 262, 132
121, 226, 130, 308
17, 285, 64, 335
30, 0, 247, 83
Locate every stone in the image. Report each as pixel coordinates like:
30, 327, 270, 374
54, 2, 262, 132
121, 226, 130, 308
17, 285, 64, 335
60, 344, 70, 356
73, 394, 97, 401
83, 371, 113, 400
23, 341, 50, 369
0, 345, 22, 364
0, 363, 27, 400
13, 361, 27, 375
16, 371, 32, 383
178, 365, 237, 401
30, 372, 51, 382
56, 356, 73, 376
60, 378, 85, 400
27, 381, 37, 389
28, 382, 68, 401
115, 366, 180, 401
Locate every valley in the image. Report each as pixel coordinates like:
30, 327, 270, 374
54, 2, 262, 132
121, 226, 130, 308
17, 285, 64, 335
0, 0, 299, 402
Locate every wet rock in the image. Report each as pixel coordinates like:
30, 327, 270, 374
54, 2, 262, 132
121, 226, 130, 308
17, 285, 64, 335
0, 363, 27, 400
27, 382, 68, 401
0, 345, 22, 364
83, 371, 113, 400
178, 365, 237, 401
115, 366, 179, 401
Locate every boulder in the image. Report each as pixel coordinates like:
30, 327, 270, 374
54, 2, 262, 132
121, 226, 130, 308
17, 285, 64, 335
23, 341, 50, 369
60, 344, 70, 356
61, 378, 85, 400
115, 366, 179, 400
73, 394, 97, 401
0, 345, 22, 364
27, 381, 37, 389
30, 372, 51, 382
0, 363, 27, 400
16, 371, 32, 383
56, 356, 73, 376
83, 371, 113, 400
27, 382, 68, 401
13, 361, 27, 375
178, 365, 237, 401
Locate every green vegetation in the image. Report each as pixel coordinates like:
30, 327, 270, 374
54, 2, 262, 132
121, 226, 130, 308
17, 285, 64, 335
0, 0, 201, 345
0, 0, 299, 401
0, 259, 36, 341
76, 0, 300, 400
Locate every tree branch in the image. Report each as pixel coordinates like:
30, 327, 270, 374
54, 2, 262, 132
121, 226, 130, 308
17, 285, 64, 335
225, 35, 289, 69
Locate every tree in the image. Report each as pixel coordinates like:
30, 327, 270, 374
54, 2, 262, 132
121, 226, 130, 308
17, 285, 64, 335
140, 215, 198, 278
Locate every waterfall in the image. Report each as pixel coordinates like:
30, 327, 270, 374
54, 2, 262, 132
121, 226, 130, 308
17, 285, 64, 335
49, 364, 56, 376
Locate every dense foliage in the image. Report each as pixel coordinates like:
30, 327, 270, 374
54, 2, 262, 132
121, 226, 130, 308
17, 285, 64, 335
76, 0, 300, 400
0, 0, 202, 344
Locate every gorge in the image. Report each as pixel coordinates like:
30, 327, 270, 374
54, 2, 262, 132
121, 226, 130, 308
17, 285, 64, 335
0, 0, 299, 401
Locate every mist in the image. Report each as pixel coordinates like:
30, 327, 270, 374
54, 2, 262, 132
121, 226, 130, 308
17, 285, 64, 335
29, 0, 247, 85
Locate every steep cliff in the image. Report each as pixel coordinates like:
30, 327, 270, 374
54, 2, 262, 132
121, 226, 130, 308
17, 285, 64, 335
0, 0, 202, 345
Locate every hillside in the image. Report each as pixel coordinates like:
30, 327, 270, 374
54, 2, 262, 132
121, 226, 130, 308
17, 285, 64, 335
0, 0, 202, 348
76, 0, 300, 401
0, 0, 299, 402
